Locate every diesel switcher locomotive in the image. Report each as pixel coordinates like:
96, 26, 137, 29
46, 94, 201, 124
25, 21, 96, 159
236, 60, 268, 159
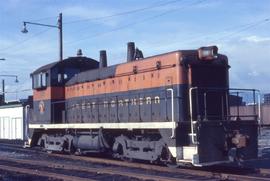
27, 42, 259, 166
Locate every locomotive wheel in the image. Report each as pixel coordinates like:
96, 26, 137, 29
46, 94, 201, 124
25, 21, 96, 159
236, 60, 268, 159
160, 146, 177, 168
39, 138, 52, 153
113, 144, 125, 160
69, 141, 76, 154
46, 150, 53, 154
40, 139, 45, 150
39, 139, 52, 154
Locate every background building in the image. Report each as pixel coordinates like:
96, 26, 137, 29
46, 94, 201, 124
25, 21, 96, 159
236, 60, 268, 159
263, 93, 270, 105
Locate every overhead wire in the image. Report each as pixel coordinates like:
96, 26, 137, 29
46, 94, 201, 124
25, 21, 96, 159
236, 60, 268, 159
0, 28, 51, 53
212, 18, 270, 42
3, 0, 269, 53
63, 0, 183, 24
2, 89, 32, 94
0, 0, 181, 54
0, 0, 196, 97
2, 0, 208, 56
143, 17, 270, 50
65, 0, 204, 46
63, 0, 185, 39
11, 0, 259, 54
28, 16, 57, 23
1, 2, 269, 99
0, 15, 58, 53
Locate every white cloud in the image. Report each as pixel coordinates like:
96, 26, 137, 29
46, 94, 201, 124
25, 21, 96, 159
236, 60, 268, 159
241, 35, 270, 43
248, 70, 260, 77
218, 37, 270, 92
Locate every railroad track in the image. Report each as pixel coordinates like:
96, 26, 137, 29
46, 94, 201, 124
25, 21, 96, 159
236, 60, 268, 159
0, 156, 198, 181
49, 153, 270, 181
0, 164, 95, 181
1, 142, 270, 181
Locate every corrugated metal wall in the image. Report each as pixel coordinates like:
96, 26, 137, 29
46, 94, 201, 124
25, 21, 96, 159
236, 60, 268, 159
0, 105, 24, 140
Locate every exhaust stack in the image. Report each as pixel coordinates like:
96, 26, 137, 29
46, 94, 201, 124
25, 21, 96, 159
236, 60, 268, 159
99, 50, 107, 68
127, 42, 135, 62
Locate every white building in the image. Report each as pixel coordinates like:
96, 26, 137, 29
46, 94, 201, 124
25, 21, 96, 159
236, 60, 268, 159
0, 103, 26, 140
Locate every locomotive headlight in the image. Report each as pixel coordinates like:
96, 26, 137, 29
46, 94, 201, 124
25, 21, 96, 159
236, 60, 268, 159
198, 46, 218, 60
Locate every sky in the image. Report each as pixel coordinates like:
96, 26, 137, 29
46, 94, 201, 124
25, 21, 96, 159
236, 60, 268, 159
0, 0, 270, 101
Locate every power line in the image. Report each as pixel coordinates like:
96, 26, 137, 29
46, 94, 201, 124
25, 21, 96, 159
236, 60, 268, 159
0, 16, 58, 53
0, 1, 182, 54
3, 1, 268, 60
65, 0, 204, 46
64, 0, 185, 37
28, 16, 57, 23
145, 17, 270, 50
213, 18, 270, 41
3, 0, 203, 52
2, 89, 32, 94
64, 0, 183, 24
0, 28, 51, 53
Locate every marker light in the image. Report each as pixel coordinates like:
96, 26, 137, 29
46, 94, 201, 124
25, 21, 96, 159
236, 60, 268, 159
198, 46, 218, 60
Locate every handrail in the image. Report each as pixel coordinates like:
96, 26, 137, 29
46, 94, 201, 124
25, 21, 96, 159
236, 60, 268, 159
257, 90, 262, 136
189, 87, 198, 144
24, 105, 30, 140
188, 87, 260, 144
167, 88, 175, 138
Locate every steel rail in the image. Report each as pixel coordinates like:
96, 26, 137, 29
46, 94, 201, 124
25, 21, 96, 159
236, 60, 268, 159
0, 164, 95, 181
48, 152, 270, 181
0, 156, 190, 181
1, 142, 270, 181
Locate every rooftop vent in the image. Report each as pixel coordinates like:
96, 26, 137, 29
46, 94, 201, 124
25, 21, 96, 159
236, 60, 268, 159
77, 49, 83, 56
127, 42, 143, 62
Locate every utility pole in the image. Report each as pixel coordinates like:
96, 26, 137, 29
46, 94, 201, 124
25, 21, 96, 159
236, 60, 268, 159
0, 75, 19, 104
0, 59, 5, 105
1, 80, 5, 104
58, 13, 63, 61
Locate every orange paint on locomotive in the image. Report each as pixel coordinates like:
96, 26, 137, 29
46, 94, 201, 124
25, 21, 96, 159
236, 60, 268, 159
65, 51, 188, 99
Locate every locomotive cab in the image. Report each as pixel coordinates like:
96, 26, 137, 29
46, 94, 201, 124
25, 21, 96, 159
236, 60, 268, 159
30, 55, 99, 124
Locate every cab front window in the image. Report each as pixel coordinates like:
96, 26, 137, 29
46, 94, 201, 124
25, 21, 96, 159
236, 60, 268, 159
33, 72, 47, 89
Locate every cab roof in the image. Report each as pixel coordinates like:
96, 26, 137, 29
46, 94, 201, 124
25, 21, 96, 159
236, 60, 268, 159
31, 56, 99, 75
